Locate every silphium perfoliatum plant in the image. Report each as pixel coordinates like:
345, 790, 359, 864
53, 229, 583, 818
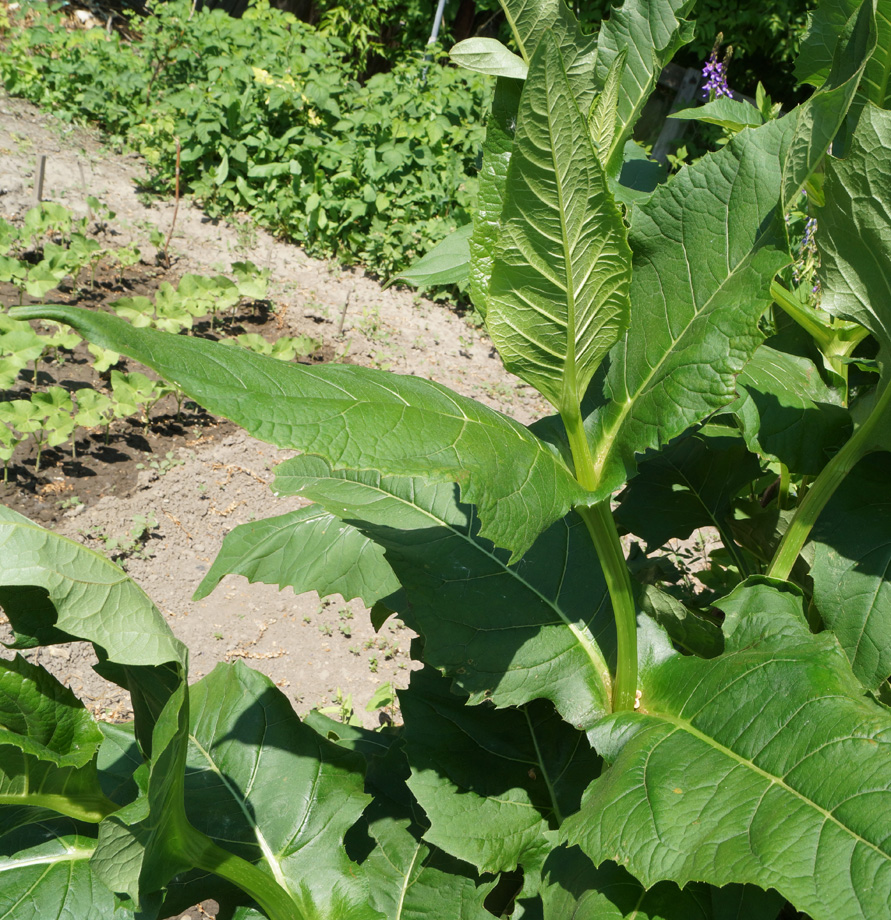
4, 0, 891, 916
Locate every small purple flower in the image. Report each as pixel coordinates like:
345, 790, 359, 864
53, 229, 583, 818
702, 51, 731, 99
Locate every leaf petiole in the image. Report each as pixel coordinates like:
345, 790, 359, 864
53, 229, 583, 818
768, 376, 891, 581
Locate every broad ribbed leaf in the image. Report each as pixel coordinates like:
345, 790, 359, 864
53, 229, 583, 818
450, 38, 528, 78
563, 579, 891, 920
11, 307, 585, 560
820, 103, 891, 351
579, 10, 871, 498
0, 819, 131, 919
403, 667, 599, 893
469, 77, 522, 316
731, 346, 851, 475
811, 454, 891, 689
183, 662, 381, 920
193, 505, 399, 606
595, 0, 695, 174
614, 430, 761, 553
539, 846, 784, 920
0, 504, 185, 669
487, 35, 631, 415
498, 0, 596, 92
274, 455, 615, 727
581, 118, 792, 498
0, 655, 114, 822
315, 713, 496, 919
796, 0, 863, 86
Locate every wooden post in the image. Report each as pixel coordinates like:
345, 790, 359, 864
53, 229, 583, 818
33, 154, 47, 204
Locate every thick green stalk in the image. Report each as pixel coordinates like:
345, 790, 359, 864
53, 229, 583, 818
768, 378, 891, 581
563, 408, 638, 712
174, 819, 300, 920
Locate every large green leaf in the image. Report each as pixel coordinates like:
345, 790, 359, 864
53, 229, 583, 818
313, 711, 495, 919
539, 846, 784, 920
0, 505, 185, 670
581, 117, 792, 498
450, 37, 528, 79
486, 35, 631, 417
497, 0, 596, 92
0, 818, 131, 919
595, 0, 695, 173
182, 662, 382, 920
819, 102, 891, 352
614, 430, 761, 553
811, 454, 891, 689
731, 345, 851, 475
469, 77, 523, 317
193, 505, 399, 606
402, 667, 599, 894
562, 579, 891, 920
11, 307, 585, 560
273, 455, 615, 727
0, 655, 115, 822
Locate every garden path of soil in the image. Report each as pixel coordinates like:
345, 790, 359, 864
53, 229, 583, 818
0, 89, 549, 734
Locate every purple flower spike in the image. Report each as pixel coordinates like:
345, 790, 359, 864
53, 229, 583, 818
702, 52, 731, 99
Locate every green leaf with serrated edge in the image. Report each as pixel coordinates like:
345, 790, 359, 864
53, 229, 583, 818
0, 505, 186, 669
193, 505, 399, 606
595, 0, 695, 175
402, 667, 599, 895
588, 48, 626, 161
562, 578, 891, 920
810, 454, 891, 689
396, 223, 472, 289
582, 34, 869, 501
819, 103, 891, 353
273, 455, 614, 727
0, 818, 133, 920
731, 346, 851, 475
669, 97, 765, 132
0, 655, 116, 822
450, 37, 528, 79
486, 35, 631, 416
497, 0, 596, 99
313, 713, 496, 919
540, 845, 775, 920
635, 584, 724, 659
469, 77, 522, 318
182, 662, 383, 920
796, 0, 859, 86
614, 430, 761, 553
9, 307, 585, 561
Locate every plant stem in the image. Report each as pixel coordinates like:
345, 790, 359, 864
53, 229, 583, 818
188, 836, 301, 920
563, 408, 638, 712
0, 792, 118, 823
768, 378, 891, 581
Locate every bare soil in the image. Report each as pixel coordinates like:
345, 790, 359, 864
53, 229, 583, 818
0, 89, 549, 734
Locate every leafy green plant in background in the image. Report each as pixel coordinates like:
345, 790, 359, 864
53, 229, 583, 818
0, 0, 491, 280
5, 1, 891, 919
